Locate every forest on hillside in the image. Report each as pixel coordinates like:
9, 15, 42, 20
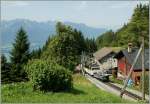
96, 4, 149, 49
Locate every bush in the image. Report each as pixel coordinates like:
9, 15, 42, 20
25, 59, 73, 92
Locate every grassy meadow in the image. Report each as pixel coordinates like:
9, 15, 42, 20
2, 74, 132, 103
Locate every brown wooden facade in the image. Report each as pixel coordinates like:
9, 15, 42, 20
117, 56, 149, 85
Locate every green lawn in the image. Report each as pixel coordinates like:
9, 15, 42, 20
2, 74, 132, 103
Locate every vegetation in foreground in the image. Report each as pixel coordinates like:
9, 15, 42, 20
25, 59, 72, 92
2, 74, 132, 103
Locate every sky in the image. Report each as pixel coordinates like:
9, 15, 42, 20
1, 1, 149, 30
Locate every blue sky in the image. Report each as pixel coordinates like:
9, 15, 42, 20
1, 1, 149, 30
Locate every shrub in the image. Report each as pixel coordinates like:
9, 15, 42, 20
25, 59, 73, 92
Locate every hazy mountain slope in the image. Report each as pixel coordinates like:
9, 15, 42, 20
1, 19, 107, 47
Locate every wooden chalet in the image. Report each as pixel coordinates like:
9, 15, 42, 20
114, 48, 149, 85
93, 47, 120, 71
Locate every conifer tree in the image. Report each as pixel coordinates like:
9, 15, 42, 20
85, 38, 97, 53
96, 4, 149, 48
10, 27, 30, 81
1, 54, 11, 83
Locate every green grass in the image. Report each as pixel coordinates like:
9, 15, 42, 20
2, 74, 133, 103
109, 76, 124, 85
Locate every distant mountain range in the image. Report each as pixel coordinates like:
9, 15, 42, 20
1, 19, 107, 46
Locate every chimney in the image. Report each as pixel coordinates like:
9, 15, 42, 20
128, 43, 132, 53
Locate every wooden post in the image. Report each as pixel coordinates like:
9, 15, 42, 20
120, 44, 143, 98
141, 33, 145, 100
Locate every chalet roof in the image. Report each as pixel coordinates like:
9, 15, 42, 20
93, 47, 113, 60
114, 48, 149, 70
93, 47, 120, 61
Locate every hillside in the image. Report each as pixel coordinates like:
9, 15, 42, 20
96, 4, 149, 48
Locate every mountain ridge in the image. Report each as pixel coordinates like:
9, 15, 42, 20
1, 19, 107, 48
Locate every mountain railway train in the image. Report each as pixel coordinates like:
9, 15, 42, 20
83, 67, 111, 82
81, 53, 113, 82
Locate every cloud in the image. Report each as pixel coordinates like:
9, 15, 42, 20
2, 1, 29, 7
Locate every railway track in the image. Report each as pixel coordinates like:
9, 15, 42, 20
87, 74, 149, 102
105, 82, 143, 100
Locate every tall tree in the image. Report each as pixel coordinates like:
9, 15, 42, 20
1, 54, 11, 83
10, 27, 30, 81
30, 48, 42, 59
96, 30, 115, 49
85, 38, 97, 53
42, 22, 87, 71
115, 4, 149, 47
96, 4, 149, 48
42, 35, 53, 51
